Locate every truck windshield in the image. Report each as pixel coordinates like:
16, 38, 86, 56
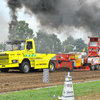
4, 42, 25, 51
90, 42, 98, 47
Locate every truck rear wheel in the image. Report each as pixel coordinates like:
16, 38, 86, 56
1, 68, 9, 72
90, 65, 95, 70
49, 61, 55, 72
20, 62, 30, 73
95, 65, 99, 70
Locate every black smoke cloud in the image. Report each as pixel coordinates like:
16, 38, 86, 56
6, 0, 100, 36
7, 0, 22, 27
7, 0, 22, 40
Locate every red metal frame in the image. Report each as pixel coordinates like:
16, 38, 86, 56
73, 66, 90, 71
54, 37, 100, 71
54, 60, 73, 70
55, 53, 89, 71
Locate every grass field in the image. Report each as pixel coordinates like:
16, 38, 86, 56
0, 80, 100, 100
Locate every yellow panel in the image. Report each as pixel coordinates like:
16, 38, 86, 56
35, 53, 46, 58
34, 59, 49, 69
75, 59, 82, 66
30, 60, 35, 67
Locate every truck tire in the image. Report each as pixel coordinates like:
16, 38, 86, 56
49, 61, 55, 72
95, 65, 99, 70
20, 62, 30, 73
90, 65, 95, 70
1, 68, 9, 72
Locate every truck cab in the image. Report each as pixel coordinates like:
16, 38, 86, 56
0, 39, 56, 73
88, 36, 100, 56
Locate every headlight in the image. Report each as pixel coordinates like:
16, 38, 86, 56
12, 60, 18, 63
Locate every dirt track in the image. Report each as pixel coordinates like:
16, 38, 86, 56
0, 68, 100, 93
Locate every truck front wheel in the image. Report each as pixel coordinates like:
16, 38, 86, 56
49, 61, 55, 72
20, 62, 30, 73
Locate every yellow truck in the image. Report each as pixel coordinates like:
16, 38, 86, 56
0, 39, 56, 73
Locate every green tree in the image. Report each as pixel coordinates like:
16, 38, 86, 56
34, 31, 62, 53
8, 21, 34, 40
49, 34, 62, 53
74, 38, 88, 53
62, 36, 88, 53
0, 42, 3, 51
34, 30, 52, 53
62, 36, 75, 53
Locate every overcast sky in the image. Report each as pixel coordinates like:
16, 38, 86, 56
0, 0, 89, 43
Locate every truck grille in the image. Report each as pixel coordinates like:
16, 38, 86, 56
0, 54, 9, 64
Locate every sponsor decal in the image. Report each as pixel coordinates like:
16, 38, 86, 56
73, 61, 76, 66
34, 54, 36, 57
69, 56, 75, 59
93, 59, 99, 64
75, 55, 78, 59
25, 54, 27, 57
25, 54, 36, 57
36, 63, 47, 66
98, 59, 100, 62
75, 59, 82, 66
2, 65, 5, 67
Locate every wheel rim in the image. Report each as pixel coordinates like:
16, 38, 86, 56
91, 65, 95, 70
96, 65, 99, 69
24, 64, 29, 72
50, 63, 54, 71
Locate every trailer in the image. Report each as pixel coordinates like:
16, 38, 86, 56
50, 36, 100, 71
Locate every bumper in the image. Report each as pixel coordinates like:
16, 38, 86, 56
0, 63, 19, 68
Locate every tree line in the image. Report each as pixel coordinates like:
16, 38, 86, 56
0, 21, 88, 53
